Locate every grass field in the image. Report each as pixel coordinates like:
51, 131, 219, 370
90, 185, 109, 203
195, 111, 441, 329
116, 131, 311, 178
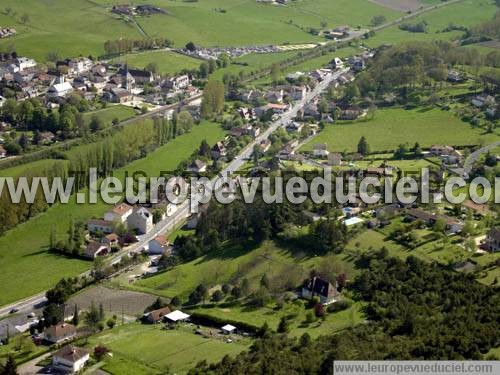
86, 323, 251, 374
0, 159, 69, 178
125, 240, 326, 299
301, 107, 500, 153
137, 0, 400, 48
82, 105, 136, 125
0, 121, 226, 307
251, 46, 361, 85
0, 0, 141, 61
0, 0, 401, 59
111, 51, 202, 76
193, 299, 365, 339
365, 0, 496, 48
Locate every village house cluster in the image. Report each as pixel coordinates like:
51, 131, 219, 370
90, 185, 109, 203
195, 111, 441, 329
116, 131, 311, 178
0, 52, 196, 106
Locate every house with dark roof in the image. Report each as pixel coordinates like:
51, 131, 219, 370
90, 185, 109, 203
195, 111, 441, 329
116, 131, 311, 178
145, 306, 172, 324
119, 68, 155, 85
301, 276, 339, 305
87, 219, 115, 234
485, 227, 500, 252
44, 323, 76, 344
84, 242, 110, 259
52, 345, 90, 374
211, 141, 227, 160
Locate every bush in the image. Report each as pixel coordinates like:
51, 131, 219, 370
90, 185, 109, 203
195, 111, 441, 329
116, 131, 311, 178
327, 299, 353, 313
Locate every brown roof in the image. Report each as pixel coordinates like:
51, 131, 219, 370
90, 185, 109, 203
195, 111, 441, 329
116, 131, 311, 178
86, 242, 109, 257
463, 200, 489, 214
111, 202, 133, 216
154, 235, 168, 246
54, 345, 89, 363
105, 233, 119, 241
148, 306, 171, 322
44, 323, 76, 339
87, 219, 114, 228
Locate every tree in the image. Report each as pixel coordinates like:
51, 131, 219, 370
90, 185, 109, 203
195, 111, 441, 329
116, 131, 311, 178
171, 296, 182, 306
185, 41, 196, 51
85, 302, 102, 331
277, 317, 289, 333
199, 62, 209, 78
20, 13, 30, 24
99, 303, 105, 321
198, 139, 211, 158
1, 356, 17, 375
260, 274, 270, 289
212, 290, 224, 302
146, 62, 158, 74
106, 318, 116, 329
94, 345, 110, 361
371, 15, 386, 26
357, 136, 370, 156
72, 305, 79, 326
270, 63, 281, 84
201, 80, 225, 118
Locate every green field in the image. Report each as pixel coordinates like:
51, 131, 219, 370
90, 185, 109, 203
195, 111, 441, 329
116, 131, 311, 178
365, 0, 496, 48
301, 108, 500, 153
0, 159, 69, 178
0, 0, 401, 59
83, 105, 136, 125
111, 51, 202, 76
252, 46, 361, 85
0, 121, 226, 307
125, 240, 325, 299
0, 0, 141, 61
209, 50, 302, 81
86, 323, 250, 374
193, 300, 364, 339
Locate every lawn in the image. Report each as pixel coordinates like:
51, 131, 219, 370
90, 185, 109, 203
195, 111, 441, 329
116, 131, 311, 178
137, 0, 400, 48
301, 107, 500, 153
193, 300, 365, 339
124, 240, 325, 299
0, 121, 226, 307
0, 0, 402, 59
0, 159, 69, 178
86, 323, 251, 374
252, 46, 361, 85
111, 51, 202, 76
0, 0, 141, 61
82, 105, 136, 125
365, 0, 496, 48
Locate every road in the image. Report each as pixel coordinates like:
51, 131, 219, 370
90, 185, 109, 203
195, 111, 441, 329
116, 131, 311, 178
0, 67, 347, 326
450, 141, 500, 178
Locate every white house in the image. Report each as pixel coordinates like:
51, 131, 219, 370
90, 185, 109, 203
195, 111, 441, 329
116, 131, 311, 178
16, 57, 37, 71
148, 234, 171, 255
0, 145, 6, 159
187, 159, 207, 173
52, 345, 90, 374
221, 324, 236, 335
104, 202, 133, 223
68, 57, 93, 75
127, 207, 153, 234
87, 219, 115, 234
48, 81, 73, 98
313, 143, 329, 158
0, 95, 6, 107
84, 242, 110, 259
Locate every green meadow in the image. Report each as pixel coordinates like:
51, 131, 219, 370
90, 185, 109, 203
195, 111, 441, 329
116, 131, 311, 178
82, 105, 136, 125
0, 121, 225, 307
301, 108, 500, 153
365, 0, 496, 48
0, 0, 401, 59
111, 51, 202, 76
86, 323, 250, 374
